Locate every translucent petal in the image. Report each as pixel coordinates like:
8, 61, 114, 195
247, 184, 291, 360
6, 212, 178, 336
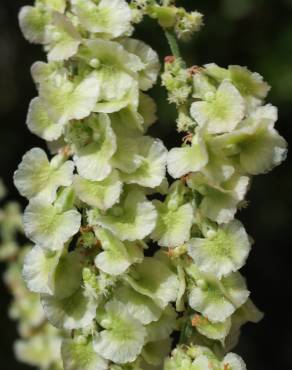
47, 13, 81, 61
72, 114, 117, 181
190, 81, 245, 134
71, 0, 132, 38
125, 257, 179, 308
18, 6, 49, 44
121, 137, 167, 188
115, 285, 162, 325
14, 148, 74, 203
187, 220, 251, 278
139, 93, 157, 130
23, 199, 81, 250
73, 171, 122, 210
189, 272, 249, 322
94, 228, 143, 275
26, 97, 64, 140
192, 314, 231, 341
62, 338, 108, 370
187, 173, 249, 224
42, 288, 97, 329
145, 305, 177, 342
93, 300, 146, 364
88, 189, 157, 241
229, 65, 270, 100
167, 134, 208, 178
40, 72, 100, 124
121, 38, 160, 90
222, 353, 246, 370
23, 245, 61, 295
151, 201, 194, 247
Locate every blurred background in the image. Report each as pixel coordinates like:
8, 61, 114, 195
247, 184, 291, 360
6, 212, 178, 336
1, 0, 292, 369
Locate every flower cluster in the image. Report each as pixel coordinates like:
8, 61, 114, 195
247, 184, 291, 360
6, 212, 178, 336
0, 183, 63, 370
14, 1, 287, 370
159, 49, 287, 367
15, 0, 183, 369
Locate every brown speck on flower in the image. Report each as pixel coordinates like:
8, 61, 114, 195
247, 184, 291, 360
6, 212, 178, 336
165, 55, 176, 64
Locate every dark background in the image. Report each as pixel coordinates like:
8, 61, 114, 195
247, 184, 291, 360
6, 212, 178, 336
1, 0, 292, 369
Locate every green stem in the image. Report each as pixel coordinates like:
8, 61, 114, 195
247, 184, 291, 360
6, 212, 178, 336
164, 29, 181, 59
164, 29, 187, 68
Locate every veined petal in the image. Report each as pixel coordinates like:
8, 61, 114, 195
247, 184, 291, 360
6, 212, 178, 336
72, 114, 117, 181
167, 133, 208, 178
190, 81, 245, 134
93, 300, 146, 364
188, 272, 249, 322
18, 6, 49, 44
40, 72, 100, 124
23, 199, 81, 250
26, 97, 64, 141
23, 245, 61, 295
121, 38, 160, 90
145, 305, 177, 342
88, 189, 157, 241
125, 257, 179, 308
94, 228, 143, 276
42, 288, 97, 329
73, 171, 122, 210
47, 12, 81, 61
14, 148, 74, 203
187, 220, 251, 278
115, 285, 162, 325
121, 137, 167, 188
151, 201, 194, 247
71, 0, 132, 38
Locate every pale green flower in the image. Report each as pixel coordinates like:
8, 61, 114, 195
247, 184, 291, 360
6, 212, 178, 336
125, 257, 179, 308
222, 353, 247, 370
79, 39, 143, 113
39, 68, 100, 125
94, 228, 143, 276
42, 287, 97, 329
120, 137, 168, 188
18, 5, 50, 44
188, 270, 250, 322
150, 181, 194, 247
73, 171, 123, 210
46, 12, 81, 61
190, 81, 245, 134
167, 132, 209, 179
191, 314, 232, 342
187, 173, 250, 224
175, 11, 204, 41
205, 63, 270, 109
212, 105, 287, 175
187, 220, 251, 278
14, 148, 74, 203
22, 246, 61, 295
192, 72, 216, 100
145, 305, 177, 342
120, 38, 160, 90
23, 199, 81, 250
115, 285, 162, 325
26, 97, 64, 141
139, 93, 158, 130
93, 300, 147, 364
71, 0, 132, 38
88, 189, 157, 241
62, 337, 108, 370
68, 113, 117, 181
